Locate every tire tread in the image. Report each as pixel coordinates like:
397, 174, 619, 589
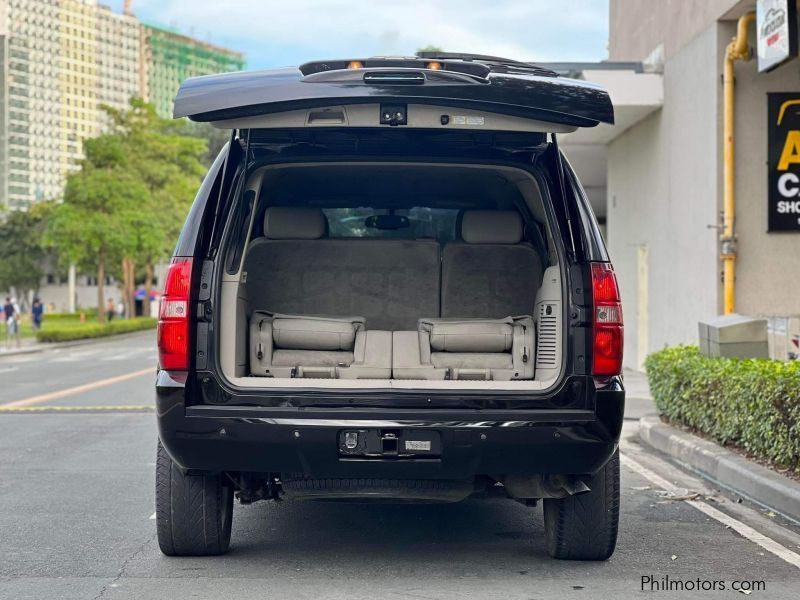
543, 450, 620, 561
155, 441, 233, 556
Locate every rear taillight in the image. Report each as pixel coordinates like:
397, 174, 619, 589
158, 257, 193, 371
591, 262, 624, 377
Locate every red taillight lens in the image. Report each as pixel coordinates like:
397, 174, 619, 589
591, 262, 623, 376
158, 257, 193, 371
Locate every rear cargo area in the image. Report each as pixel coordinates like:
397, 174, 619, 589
217, 162, 565, 390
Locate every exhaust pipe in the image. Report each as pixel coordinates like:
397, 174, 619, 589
502, 474, 591, 500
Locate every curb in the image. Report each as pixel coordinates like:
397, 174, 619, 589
638, 416, 800, 524
0, 329, 155, 360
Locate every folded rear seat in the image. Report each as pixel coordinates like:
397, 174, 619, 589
441, 210, 543, 318
392, 316, 535, 381
250, 312, 391, 379
392, 208, 539, 381
244, 206, 440, 331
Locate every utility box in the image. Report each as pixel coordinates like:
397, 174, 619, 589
698, 314, 769, 359
767, 316, 800, 361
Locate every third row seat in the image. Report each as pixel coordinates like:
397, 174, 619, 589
245, 207, 543, 379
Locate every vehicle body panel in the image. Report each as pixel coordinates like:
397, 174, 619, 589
157, 370, 623, 477
173, 65, 614, 128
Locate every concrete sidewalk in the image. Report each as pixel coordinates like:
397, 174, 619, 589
0, 329, 154, 359
0, 335, 41, 357
622, 368, 657, 419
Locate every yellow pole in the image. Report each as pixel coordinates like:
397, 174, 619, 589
721, 12, 755, 315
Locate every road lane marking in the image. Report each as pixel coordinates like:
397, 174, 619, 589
0, 405, 153, 413
101, 355, 147, 362
0, 368, 153, 409
49, 350, 103, 362
621, 453, 800, 570
149, 512, 156, 520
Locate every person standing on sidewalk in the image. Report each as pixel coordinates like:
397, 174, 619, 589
31, 298, 44, 331
106, 298, 115, 323
4, 296, 21, 349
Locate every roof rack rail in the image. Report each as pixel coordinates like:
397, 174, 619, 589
415, 51, 558, 77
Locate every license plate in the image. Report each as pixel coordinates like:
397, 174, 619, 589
405, 440, 432, 451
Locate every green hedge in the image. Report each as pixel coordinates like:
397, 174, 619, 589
645, 346, 800, 473
36, 317, 157, 343
42, 311, 97, 322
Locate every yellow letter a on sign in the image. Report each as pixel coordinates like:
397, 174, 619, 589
778, 131, 800, 170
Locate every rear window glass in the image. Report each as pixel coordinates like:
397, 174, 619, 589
323, 208, 458, 242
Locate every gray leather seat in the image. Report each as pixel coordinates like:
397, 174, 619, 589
250, 312, 392, 379
392, 316, 535, 381
441, 210, 543, 318
391, 209, 540, 381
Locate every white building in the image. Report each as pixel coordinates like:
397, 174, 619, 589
96, 3, 140, 114
558, 0, 800, 368
0, 0, 64, 209
0, 0, 142, 211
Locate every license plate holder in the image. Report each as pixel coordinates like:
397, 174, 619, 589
338, 428, 441, 458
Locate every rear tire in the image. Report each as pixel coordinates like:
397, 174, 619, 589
542, 449, 620, 561
155, 441, 233, 556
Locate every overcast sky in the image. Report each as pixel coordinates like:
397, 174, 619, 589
109, 0, 609, 69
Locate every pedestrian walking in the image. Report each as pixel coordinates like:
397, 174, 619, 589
31, 297, 44, 331
3, 296, 21, 349
106, 298, 115, 322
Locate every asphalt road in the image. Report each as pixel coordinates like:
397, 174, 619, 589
1, 332, 799, 599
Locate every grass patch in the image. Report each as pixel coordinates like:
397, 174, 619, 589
16, 312, 100, 339
645, 345, 800, 474
34, 317, 157, 343
42, 309, 99, 322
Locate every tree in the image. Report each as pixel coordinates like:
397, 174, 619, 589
46, 158, 149, 321
417, 45, 444, 54
101, 100, 207, 316
0, 203, 53, 305
47, 99, 207, 320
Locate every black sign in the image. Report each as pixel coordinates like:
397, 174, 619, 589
768, 93, 800, 231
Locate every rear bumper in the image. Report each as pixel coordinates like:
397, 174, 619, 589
156, 372, 624, 479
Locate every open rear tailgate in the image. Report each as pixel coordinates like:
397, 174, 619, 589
173, 57, 614, 129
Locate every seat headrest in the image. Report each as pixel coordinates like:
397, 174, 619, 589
460, 210, 523, 244
264, 207, 326, 240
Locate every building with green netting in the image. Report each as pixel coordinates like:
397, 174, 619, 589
142, 24, 245, 119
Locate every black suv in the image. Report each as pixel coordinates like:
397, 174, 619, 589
155, 53, 624, 561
